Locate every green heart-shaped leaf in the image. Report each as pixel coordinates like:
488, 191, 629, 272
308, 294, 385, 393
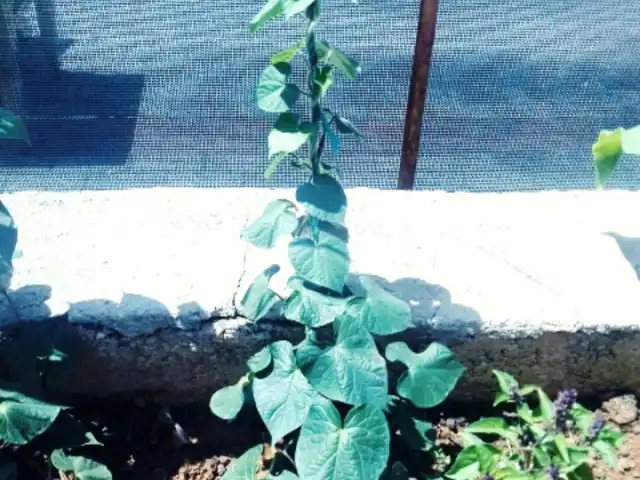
295, 174, 347, 225
283, 277, 350, 327
288, 231, 349, 293
210, 383, 246, 421
241, 199, 298, 249
50, 450, 112, 480
256, 64, 300, 113
247, 346, 272, 374
349, 276, 411, 335
295, 402, 390, 480
268, 113, 313, 161
252, 341, 321, 443
297, 316, 388, 407
249, 0, 284, 33
240, 265, 281, 321
221, 444, 263, 480
0, 399, 62, 445
592, 128, 622, 189
386, 342, 464, 408
316, 41, 361, 79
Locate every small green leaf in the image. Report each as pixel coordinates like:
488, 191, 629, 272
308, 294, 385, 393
349, 276, 411, 335
620, 124, 640, 155
249, 0, 283, 33
295, 402, 390, 480
519, 385, 537, 397
0, 109, 29, 143
598, 425, 624, 447
247, 347, 272, 374
385, 342, 464, 408
297, 315, 388, 408
322, 114, 340, 154
295, 174, 347, 225
393, 414, 436, 452
221, 444, 263, 480
252, 341, 321, 443
0, 399, 62, 445
317, 41, 360, 79
284, 277, 350, 327
492, 467, 533, 480
256, 64, 300, 113
465, 417, 519, 442
50, 450, 112, 480
492, 370, 519, 395
536, 388, 555, 423
592, 128, 623, 189
445, 445, 486, 480
458, 430, 485, 447
493, 392, 510, 407
593, 439, 618, 468
242, 199, 298, 249
268, 113, 313, 161
532, 445, 551, 467
282, 0, 316, 19
288, 230, 349, 293
566, 463, 594, 480
210, 384, 245, 421
335, 116, 363, 137
315, 65, 335, 99
271, 40, 305, 64
553, 434, 570, 463
240, 265, 281, 321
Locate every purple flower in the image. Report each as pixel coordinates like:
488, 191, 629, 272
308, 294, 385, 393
544, 465, 560, 480
586, 413, 606, 441
553, 389, 577, 432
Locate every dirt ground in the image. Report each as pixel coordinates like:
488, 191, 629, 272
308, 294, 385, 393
4, 392, 640, 480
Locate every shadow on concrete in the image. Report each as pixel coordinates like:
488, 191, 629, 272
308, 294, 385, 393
605, 232, 640, 280
0, 0, 144, 166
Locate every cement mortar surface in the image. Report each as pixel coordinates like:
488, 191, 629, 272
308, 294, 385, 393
1, 188, 639, 402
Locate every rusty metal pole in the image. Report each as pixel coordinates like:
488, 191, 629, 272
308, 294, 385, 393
397, 0, 440, 190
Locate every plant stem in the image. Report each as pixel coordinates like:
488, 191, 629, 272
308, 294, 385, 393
305, 1, 322, 181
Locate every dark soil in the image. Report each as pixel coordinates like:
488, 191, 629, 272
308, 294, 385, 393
4, 393, 640, 480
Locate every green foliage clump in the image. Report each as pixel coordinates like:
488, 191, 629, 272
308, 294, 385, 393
209, 1, 465, 479
445, 370, 623, 480
592, 124, 640, 188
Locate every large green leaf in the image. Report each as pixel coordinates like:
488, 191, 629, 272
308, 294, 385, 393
240, 265, 281, 321
288, 230, 349, 293
0, 109, 29, 143
241, 199, 298, 249
252, 341, 321, 443
210, 383, 246, 421
256, 64, 300, 113
268, 113, 313, 160
444, 445, 500, 480
316, 41, 360, 79
0, 399, 62, 445
222, 444, 263, 480
283, 277, 350, 327
50, 450, 112, 480
297, 316, 388, 408
295, 174, 347, 225
295, 402, 390, 480
282, 0, 316, 18
249, 0, 283, 33
385, 342, 464, 408
349, 276, 411, 335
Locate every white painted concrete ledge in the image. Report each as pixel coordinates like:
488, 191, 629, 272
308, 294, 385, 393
1, 188, 640, 403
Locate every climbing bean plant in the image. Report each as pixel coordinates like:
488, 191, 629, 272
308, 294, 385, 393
209, 2, 465, 479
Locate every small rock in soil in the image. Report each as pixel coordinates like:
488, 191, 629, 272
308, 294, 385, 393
603, 395, 638, 425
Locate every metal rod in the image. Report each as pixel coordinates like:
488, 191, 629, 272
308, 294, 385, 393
397, 0, 440, 190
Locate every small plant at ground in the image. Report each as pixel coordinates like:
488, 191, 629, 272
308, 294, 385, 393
592, 124, 640, 188
209, 1, 465, 479
0, 120, 111, 479
445, 370, 623, 480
